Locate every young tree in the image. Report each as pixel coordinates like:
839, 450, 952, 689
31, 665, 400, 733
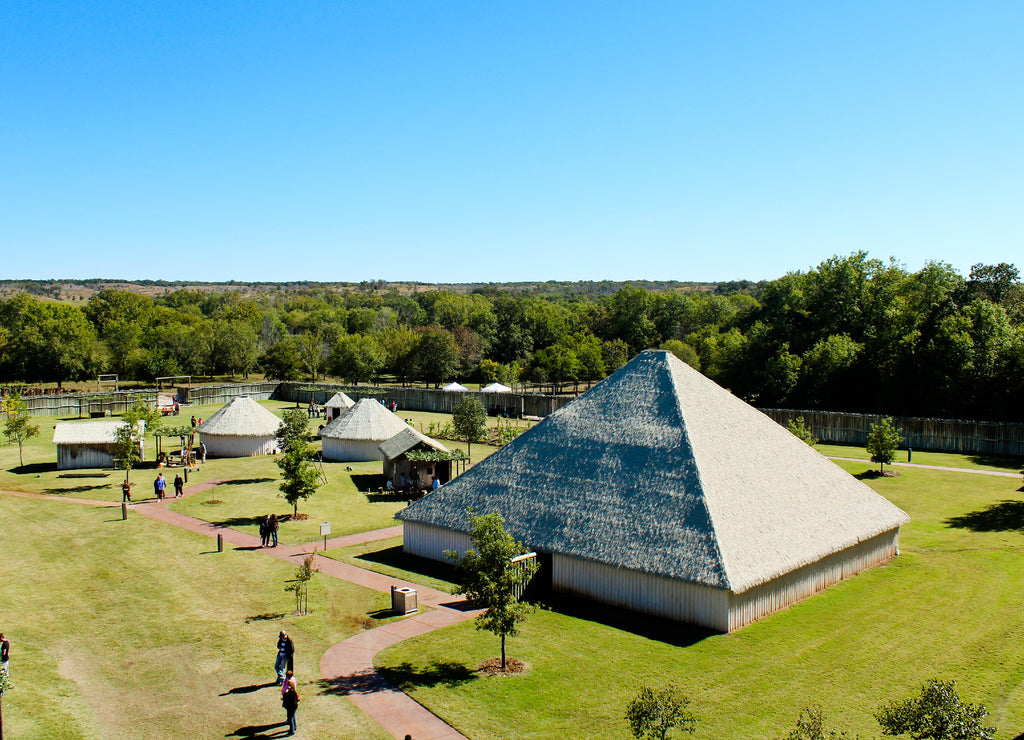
867, 416, 903, 472
113, 401, 162, 483
2, 394, 39, 468
445, 512, 537, 670
625, 684, 696, 739
452, 396, 487, 460
779, 706, 858, 739
875, 678, 995, 740
275, 408, 321, 517
785, 416, 819, 447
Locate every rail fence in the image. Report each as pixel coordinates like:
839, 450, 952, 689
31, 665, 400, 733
761, 408, 1024, 458
16, 382, 278, 418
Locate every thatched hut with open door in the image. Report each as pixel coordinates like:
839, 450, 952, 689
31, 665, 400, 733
198, 396, 281, 458
324, 391, 355, 422
379, 427, 465, 489
320, 398, 408, 462
398, 350, 910, 633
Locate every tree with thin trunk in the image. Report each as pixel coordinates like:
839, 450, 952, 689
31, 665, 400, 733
275, 408, 321, 517
867, 416, 903, 473
2, 394, 39, 468
451, 396, 487, 460
445, 512, 536, 670
113, 401, 163, 484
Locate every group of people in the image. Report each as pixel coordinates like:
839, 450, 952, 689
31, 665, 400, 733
275, 631, 299, 735
306, 402, 321, 418
151, 472, 185, 500
259, 514, 280, 547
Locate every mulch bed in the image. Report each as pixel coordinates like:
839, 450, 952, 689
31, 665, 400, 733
477, 657, 526, 676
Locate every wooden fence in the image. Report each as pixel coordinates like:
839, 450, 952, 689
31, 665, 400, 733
18, 382, 278, 418
277, 382, 574, 418
761, 408, 1024, 458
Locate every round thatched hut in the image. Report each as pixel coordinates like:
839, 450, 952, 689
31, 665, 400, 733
324, 391, 356, 422
198, 396, 281, 458
320, 398, 408, 462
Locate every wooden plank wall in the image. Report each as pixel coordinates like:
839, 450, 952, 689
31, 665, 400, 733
761, 408, 1024, 457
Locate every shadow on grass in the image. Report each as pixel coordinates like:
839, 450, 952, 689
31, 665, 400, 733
225, 721, 290, 738
319, 662, 476, 696
967, 453, 1024, 471
9, 462, 57, 475
219, 680, 279, 696
946, 500, 1024, 532
246, 612, 286, 623
349, 545, 458, 589
217, 477, 276, 486
539, 593, 716, 649
350, 473, 385, 492
210, 515, 265, 528
43, 483, 112, 494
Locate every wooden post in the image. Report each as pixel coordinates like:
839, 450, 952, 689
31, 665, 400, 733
217, 534, 224, 552
122, 502, 128, 520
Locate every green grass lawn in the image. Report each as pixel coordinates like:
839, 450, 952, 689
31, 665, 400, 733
375, 463, 1024, 739
818, 441, 1023, 473
324, 535, 459, 594
0, 494, 397, 740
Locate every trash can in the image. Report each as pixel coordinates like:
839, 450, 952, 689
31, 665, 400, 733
391, 585, 418, 615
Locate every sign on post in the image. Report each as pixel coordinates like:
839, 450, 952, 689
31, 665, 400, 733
320, 521, 331, 551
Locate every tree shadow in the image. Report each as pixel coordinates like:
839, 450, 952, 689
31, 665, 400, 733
945, 500, 1024, 532
218, 477, 276, 486
966, 453, 1024, 472
225, 722, 290, 738
210, 515, 265, 528
245, 612, 286, 623
43, 483, 112, 494
319, 662, 476, 696
219, 680, 279, 696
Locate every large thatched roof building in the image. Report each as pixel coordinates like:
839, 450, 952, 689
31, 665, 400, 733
198, 396, 281, 458
320, 398, 409, 462
398, 350, 910, 632
53, 419, 145, 470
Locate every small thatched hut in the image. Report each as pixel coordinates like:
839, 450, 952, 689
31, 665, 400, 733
198, 396, 281, 458
324, 391, 356, 422
379, 427, 455, 489
399, 350, 910, 633
320, 398, 408, 462
53, 420, 144, 470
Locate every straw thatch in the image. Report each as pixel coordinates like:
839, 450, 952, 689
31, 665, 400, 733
197, 396, 282, 437
400, 350, 909, 596
379, 427, 448, 461
320, 398, 409, 461
325, 391, 355, 410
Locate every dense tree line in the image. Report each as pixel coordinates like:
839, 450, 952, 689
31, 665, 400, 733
0, 253, 1020, 420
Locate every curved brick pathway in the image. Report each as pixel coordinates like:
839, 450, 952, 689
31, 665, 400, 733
1, 479, 475, 739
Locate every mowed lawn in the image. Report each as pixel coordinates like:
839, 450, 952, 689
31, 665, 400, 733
0, 494, 395, 740
0, 400, 511, 545
375, 461, 1024, 739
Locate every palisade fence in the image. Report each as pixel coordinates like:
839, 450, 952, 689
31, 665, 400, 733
277, 382, 574, 418
761, 408, 1024, 458
17, 382, 278, 418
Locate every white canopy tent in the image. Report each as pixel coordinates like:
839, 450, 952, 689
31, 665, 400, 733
442, 382, 468, 392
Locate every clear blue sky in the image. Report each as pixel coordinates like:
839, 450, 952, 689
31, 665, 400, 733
2, 2, 1021, 284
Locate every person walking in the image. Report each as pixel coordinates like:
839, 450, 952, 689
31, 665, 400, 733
269, 514, 279, 547
275, 631, 294, 682
121, 478, 133, 502
1, 632, 9, 676
259, 515, 271, 548
281, 670, 300, 735
154, 473, 166, 501
173, 473, 184, 498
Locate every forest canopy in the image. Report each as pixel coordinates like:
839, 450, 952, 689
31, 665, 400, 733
1, 254, 1020, 420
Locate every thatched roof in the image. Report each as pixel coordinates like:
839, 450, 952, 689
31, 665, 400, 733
442, 382, 467, 392
325, 391, 355, 409
320, 398, 408, 441
399, 350, 910, 595
53, 419, 144, 445
378, 427, 448, 461
481, 382, 511, 393
198, 396, 282, 437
